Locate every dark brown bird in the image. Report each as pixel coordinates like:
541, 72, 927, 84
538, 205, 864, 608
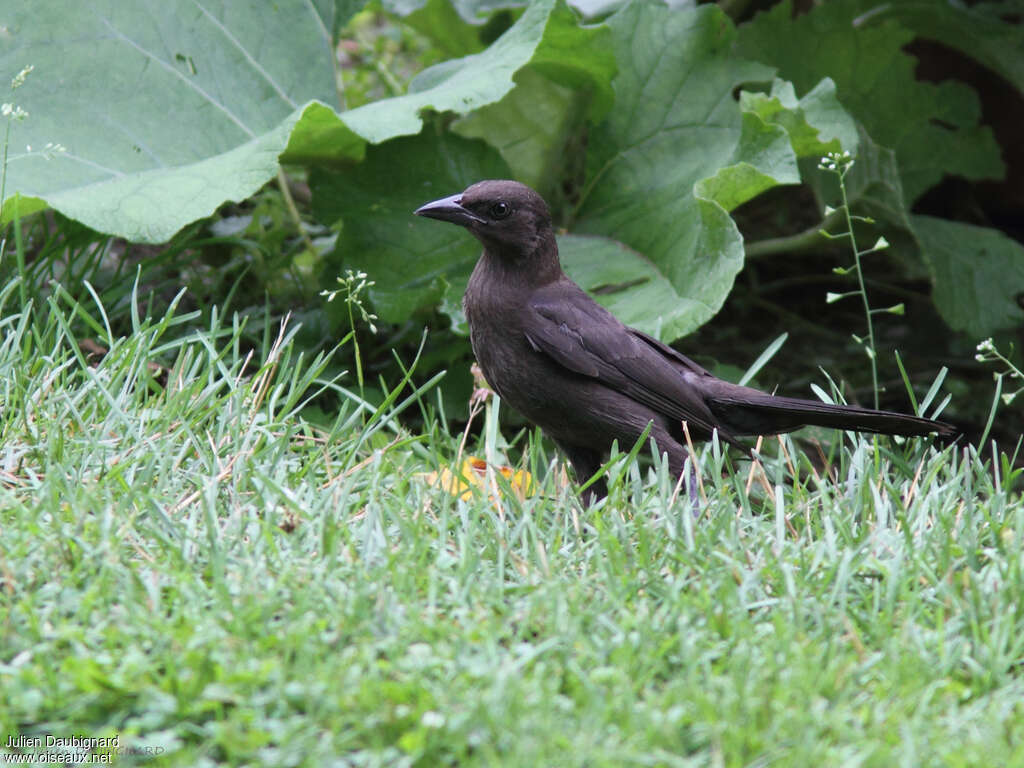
415, 180, 956, 503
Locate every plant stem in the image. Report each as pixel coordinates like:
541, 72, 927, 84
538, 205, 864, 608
349, 300, 364, 394
1, 118, 27, 309
744, 209, 846, 259
0, 118, 10, 219
837, 164, 879, 409
276, 169, 317, 255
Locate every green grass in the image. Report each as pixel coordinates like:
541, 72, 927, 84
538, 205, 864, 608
0, 274, 1022, 768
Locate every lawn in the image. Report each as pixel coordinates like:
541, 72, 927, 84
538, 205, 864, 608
1, 283, 1021, 767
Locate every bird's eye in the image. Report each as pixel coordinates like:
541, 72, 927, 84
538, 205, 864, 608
490, 201, 511, 219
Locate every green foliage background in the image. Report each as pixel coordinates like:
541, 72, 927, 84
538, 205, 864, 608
3, 0, 1021, 341
2, 0, 1023, 433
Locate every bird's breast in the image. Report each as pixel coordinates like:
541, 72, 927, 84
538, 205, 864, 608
465, 294, 542, 408
466, 307, 530, 397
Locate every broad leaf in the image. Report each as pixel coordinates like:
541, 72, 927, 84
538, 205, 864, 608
1, 0, 612, 243
0, 0, 341, 240
559, 235, 695, 338
573, 1, 795, 340
736, 0, 1004, 203
740, 78, 858, 158
912, 216, 1024, 339
341, 0, 614, 144
453, 68, 584, 195
295, 0, 610, 163
449, 4, 615, 197
312, 128, 700, 336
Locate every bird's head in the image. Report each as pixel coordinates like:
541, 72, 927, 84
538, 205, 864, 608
414, 180, 557, 267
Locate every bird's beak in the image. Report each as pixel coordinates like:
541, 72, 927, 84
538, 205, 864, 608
414, 193, 487, 226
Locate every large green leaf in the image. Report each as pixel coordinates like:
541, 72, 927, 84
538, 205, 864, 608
573, 1, 795, 340
0, 0, 342, 240
448, 3, 616, 197
292, 0, 611, 165
310, 131, 510, 325
1, 0, 611, 243
558, 235, 694, 337
452, 68, 585, 195
735, 0, 1004, 203
912, 216, 1024, 339
341, 0, 614, 144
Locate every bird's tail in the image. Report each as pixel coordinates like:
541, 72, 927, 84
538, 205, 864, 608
708, 392, 957, 439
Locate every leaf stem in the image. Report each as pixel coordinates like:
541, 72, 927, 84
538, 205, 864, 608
276, 169, 317, 255
743, 209, 846, 259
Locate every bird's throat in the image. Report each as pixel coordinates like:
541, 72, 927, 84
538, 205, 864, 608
474, 230, 561, 287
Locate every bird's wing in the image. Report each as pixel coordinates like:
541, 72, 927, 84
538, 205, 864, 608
524, 282, 735, 441
626, 327, 712, 377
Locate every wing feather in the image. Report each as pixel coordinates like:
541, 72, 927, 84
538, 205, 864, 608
525, 281, 738, 443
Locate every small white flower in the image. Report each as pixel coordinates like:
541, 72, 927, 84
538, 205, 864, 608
11, 64, 34, 89
1, 102, 27, 119
421, 710, 445, 729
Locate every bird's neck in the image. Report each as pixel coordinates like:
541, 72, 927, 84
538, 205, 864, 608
478, 229, 562, 287
465, 239, 563, 324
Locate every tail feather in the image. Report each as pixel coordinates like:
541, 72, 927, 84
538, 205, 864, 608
709, 392, 957, 439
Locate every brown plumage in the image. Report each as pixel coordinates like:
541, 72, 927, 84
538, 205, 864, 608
415, 180, 957, 502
